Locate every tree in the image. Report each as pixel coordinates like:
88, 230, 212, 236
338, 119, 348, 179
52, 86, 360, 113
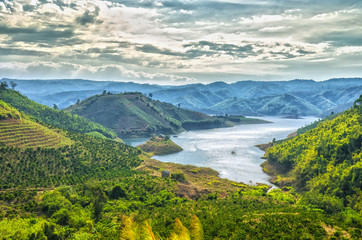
148, 93, 153, 98
103, 90, 107, 95
53, 104, 58, 110
86, 181, 107, 221
9, 81, 17, 90
0, 81, 8, 90
110, 185, 126, 199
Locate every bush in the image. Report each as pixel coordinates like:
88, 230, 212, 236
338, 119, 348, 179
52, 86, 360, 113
171, 173, 186, 183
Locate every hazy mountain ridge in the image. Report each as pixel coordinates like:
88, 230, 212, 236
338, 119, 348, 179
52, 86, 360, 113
2, 78, 361, 116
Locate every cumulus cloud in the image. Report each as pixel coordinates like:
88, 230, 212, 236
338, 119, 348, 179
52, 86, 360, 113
0, 61, 195, 83
0, 0, 361, 82
75, 6, 102, 25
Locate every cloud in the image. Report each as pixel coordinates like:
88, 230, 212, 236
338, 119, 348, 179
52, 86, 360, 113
0, 24, 80, 46
0, 0, 360, 82
75, 6, 103, 25
0, 47, 49, 56
0, 61, 195, 83
135, 44, 183, 56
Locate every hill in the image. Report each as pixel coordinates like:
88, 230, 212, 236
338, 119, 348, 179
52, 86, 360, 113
4, 78, 362, 116
263, 95, 361, 211
0, 101, 72, 148
0, 88, 117, 139
66, 92, 267, 137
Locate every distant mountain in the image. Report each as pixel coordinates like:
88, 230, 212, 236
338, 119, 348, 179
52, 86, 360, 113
2, 78, 361, 116
210, 93, 322, 116
66, 92, 267, 137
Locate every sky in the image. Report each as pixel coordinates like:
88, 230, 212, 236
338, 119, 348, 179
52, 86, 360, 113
0, 0, 362, 84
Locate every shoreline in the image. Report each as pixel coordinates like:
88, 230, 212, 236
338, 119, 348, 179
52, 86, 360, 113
121, 117, 272, 139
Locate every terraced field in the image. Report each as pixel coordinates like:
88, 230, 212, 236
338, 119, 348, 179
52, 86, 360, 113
0, 100, 71, 148
0, 119, 72, 149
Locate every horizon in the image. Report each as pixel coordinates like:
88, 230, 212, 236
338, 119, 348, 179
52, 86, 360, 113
1, 76, 362, 87
1, 0, 362, 84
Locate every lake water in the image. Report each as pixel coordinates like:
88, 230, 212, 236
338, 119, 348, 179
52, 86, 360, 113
125, 117, 318, 186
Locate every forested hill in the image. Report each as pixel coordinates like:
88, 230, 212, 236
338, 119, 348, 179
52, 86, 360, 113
263, 95, 361, 212
0, 88, 117, 139
66, 92, 267, 137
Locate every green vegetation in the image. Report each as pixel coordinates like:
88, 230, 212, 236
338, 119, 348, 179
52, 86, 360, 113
0, 129, 142, 189
66, 92, 268, 137
264, 96, 361, 212
0, 101, 72, 148
0, 177, 359, 239
0, 88, 117, 138
138, 135, 183, 155
0, 95, 360, 239
297, 113, 341, 135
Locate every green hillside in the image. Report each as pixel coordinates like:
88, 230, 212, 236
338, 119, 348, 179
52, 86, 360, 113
0, 101, 72, 148
0, 100, 141, 189
67, 92, 266, 137
0, 89, 117, 139
263, 96, 361, 211
0, 96, 360, 239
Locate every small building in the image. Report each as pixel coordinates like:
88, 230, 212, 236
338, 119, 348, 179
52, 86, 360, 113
162, 170, 170, 178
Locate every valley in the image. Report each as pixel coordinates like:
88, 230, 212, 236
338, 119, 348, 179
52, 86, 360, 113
0, 81, 360, 239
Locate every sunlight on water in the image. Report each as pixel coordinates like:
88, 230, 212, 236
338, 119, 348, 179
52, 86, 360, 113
127, 117, 318, 186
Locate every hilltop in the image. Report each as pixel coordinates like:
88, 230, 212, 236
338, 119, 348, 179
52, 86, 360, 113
0, 88, 117, 139
66, 92, 267, 137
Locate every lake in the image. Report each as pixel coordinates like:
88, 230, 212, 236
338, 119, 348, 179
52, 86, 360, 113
125, 116, 318, 186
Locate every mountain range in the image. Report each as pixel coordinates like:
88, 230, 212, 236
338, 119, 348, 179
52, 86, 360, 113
2, 78, 362, 116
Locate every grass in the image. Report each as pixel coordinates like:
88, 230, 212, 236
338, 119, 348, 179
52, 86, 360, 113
137, 157, 267, 199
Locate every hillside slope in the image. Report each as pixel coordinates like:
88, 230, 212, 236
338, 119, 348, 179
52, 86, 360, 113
0, 101, 72, 148
67, 92, 266, 137
0, 89, 117, 139
263, 96, 361, 211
